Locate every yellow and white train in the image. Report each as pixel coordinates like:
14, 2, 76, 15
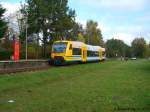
51, 41, 106, 65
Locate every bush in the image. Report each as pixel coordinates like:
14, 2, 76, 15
27, 44, 43, 59
0, 48, 13, 60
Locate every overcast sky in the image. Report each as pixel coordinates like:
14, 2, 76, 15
1, 0, 150, 45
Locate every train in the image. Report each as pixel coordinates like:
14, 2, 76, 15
50, 41, 106, 65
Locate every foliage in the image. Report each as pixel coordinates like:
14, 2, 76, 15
77, 33, 85, 42
0, 38, 13, 60
0, 48, 13, 60
106, 39, 131, 57
85, 20, 104, 46
26, 43, 42, 59
27, 45, 37, 59
0, 4, 7, 38
21, 0, 76, 57
144, 44, 150, 58
131, 38, 146, 58
70, 23, 84, 40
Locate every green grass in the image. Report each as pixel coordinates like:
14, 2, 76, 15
0, 60, 150, 112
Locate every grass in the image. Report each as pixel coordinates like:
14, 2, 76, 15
0, 60, 150, 112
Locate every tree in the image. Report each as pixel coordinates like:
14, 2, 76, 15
77, 33, 85, 42
21, 0, 76, 57
70, 23, 83, 41
0, 4, 7, 39
106, 39, 130, 58
131, 38, 146, 58
85, 20, 104, 46
144, 43, 150, 58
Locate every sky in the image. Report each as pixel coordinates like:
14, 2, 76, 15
1, 0, 150, 45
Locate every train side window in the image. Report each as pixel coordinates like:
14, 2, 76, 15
87, 51, 99, 57
73, 48, 81, 55
87, 51, 92, 56
69, 44, 72, 50
95, 51, 99, 56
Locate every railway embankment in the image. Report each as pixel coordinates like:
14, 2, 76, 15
0, 60, 50, 74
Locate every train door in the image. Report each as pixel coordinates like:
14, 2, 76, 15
99, 48, 103, 61
82, 46, 87, 62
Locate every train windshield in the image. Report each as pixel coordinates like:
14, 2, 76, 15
52, 42, 67, 53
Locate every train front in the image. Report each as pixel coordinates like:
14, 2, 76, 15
51, 41, 68, 65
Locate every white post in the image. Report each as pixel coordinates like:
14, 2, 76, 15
25, 14, 28, 60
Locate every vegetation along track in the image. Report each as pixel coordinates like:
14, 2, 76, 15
0, 66, 51, 75
0, 60, 51, 75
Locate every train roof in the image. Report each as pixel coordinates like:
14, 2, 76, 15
54, 41, 105, 51
86, 45, 100, 51
54, 40, 85, 48
54, 40, 84, 44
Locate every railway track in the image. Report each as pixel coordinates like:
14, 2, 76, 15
0, 66, 51, 75
0, 60, 103, 75
0, 60, 51, 75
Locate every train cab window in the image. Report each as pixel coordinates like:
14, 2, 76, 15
52, 42, 67, 53
69, 44, 72, 50
73, 48, 81, 55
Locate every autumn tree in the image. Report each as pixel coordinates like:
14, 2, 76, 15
77, 33, 85, 42
85, 20, 104, 46
70, 23, 83, 41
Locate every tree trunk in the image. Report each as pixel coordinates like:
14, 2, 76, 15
43, 30, 47, 58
